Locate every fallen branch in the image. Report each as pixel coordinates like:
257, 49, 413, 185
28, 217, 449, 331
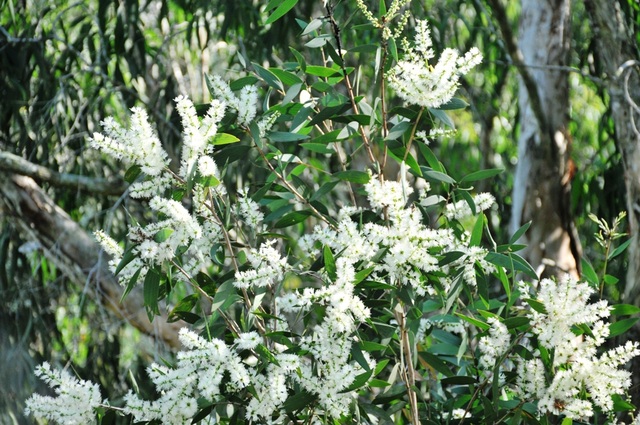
0, 173, 182, 349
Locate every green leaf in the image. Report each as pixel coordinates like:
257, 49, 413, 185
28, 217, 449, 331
509, 221, 531, 245
441, 376, 477, 385
456, 313, 490, 331
504, 316, 530, 329
269, 68, 302, 86
581, 259, 599, 288
153, 228, 174, 243
435, 97, 469, 110
229, 76, 259, 91
283, 390, 314, 413
274, 210, 312, 228
289, 47, 307, 72
470, 213, 485, 246
305, 35, 331, 48
306, 65, 341, 78
168, 294, 199, 323
267, 131, 309, 142
302, 18, 323, 35
323, 245, 337, 281
419, 166, 456, 184
561, 417, 573, 425
611, 303, 640, 316
300, 142, 335, 154
124, 164, 142, 183
310, 180, 339, 202
211, 280, 240, 314
333, 170, 370, 184
460, 168, 503, 183
385, 121, 411, 141
115, 248, 136, 276
524, 298, 547, 314
264, 0, 298, 25
428, 108, 455, 128
609, 317, 639, 337
418, 352, 454, 377
609, 239, 631, 260
211, 132, 240, 145
143, 269, 161, 320
252, 63, 283, 91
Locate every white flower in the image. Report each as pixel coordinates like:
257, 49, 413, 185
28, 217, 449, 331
235, 331, 262, 351
198, 155, 218, 177
25, 362, 102, 425
478, 317, 510, 369
387, 20, 482, 109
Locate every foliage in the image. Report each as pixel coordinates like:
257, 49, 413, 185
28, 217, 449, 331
23, 2, 640, 424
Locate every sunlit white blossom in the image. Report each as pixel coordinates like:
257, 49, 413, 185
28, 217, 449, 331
25, 362, 102, 425
387, 20, 482, 109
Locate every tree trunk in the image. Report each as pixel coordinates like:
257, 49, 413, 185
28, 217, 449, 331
509, 0, 581, 279
584, 0, 640, 304
583, 0, 640, 411
0, 173, 184, 349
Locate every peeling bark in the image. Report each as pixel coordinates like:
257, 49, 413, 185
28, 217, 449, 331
509, 0, 581, 279
0, 173, 183, 349
584, 0, 640, 305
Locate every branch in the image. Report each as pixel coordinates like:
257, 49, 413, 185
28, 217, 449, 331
0, 173, 183, 349
0, 150, 127, 196
484, 0, 549, 135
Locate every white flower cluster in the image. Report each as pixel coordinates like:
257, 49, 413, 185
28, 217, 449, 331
445, 193, 495, 221
91, 94, 245, 285
274, 256, 375, 419
234, 240, 289, 289
387, 19, 482, 109
124, 328, 252, 424
24, 362, 102, 425
208, 75, 258, 126
478, 316, 510, 369
516, 276, 640, 421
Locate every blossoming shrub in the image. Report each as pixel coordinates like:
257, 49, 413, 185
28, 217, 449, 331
26, 2, 640, 424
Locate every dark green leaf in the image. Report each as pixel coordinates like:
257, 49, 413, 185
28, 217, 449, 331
509, 221, 531, 245
274, 210, 312, 228
267, 131, 309, 142
419, 166, 456, 184
333, 170, 370, 184
124, 164, 142, 183
504, 316, 530, 329
264, 0, 298, 25
385, 121, 411, 141
143, 269, 161, 320
252, 63, 283, 91
609, 239, 631, 260
609, 318, 639, 337
419, 352, 454, 377
435, 97, 469, 110
611, 304, 640, 316
524, 298, 547, 314
470, 213, 485, 246
460, 168, 503, 183
441, 376, 477, 385
323, 245, 336, 281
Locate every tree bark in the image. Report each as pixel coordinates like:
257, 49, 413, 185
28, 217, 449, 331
584, 0, 640, 304
0, 173, 183, 349
508, 0, 581, 278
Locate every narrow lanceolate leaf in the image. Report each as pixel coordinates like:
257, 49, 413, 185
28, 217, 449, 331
333, 170, 370, 184
611, 303, 640, 316
609, 317, 639, 338
323, 245, 337, 281
143, 269, 161, 320
508, 221, 531, 245
419, 166, 456, 184
252, 63, 284, 91
264, 0, 298, 25
460, 168, 504, 183
211, 133, 240, 145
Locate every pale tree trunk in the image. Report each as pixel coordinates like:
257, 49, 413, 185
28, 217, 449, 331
584, 0, 640, 305
499, 0, 581, 278
583, 0, 640, 411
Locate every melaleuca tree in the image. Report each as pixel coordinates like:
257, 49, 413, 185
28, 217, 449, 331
24, 1, 640, 424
